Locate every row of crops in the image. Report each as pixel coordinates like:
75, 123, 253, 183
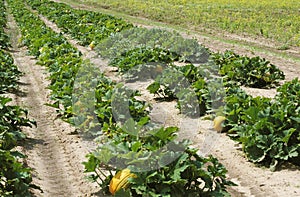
8, 0, 236, 196
3, 0, 300, 196
0, 1, 39, 196
27, 0, 300, 169
0, 1, 10, 49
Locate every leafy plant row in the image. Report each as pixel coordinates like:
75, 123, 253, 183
0, 1, 38, 196
96, 29, 298, 171
9, 0, 235, 196
90, 19, 295, 171
25, 0, 285, 89
105, 29, 298, 170
0, 0, 10, 49
0, 96, 37, 197
103, 36, 284, 87
0, 49, 23, 93
25, 0, 285, 125
223, 80, 300, 170
8, 0, 146, 128
25, 0, 298, 172
26, 0, 133, 46
0, 1, 22, 93
211, 50, 285, 88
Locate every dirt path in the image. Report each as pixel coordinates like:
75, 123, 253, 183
6, 10, 99, 197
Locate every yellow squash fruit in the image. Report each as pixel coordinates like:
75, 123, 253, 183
89, 41, 95, 50
109, 169, 136, 195
213, 116, 226, 132
155, 64, 163, 73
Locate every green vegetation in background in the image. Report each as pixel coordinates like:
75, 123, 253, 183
224, 79, 300, 170
65, 0, 300, 47
26, 0, 286, 89
27, 0, 133, 46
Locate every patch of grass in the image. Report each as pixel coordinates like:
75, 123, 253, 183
61, 0, 300, 47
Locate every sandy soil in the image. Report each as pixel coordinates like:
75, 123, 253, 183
6, 1, 300, 197
6, 11, 99, 197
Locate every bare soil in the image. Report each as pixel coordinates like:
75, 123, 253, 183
6, 11, 99, 197
7, 2, 300, 197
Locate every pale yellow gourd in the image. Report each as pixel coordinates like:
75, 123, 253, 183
89, 41, 95, 50
213, 116, 226, 132
109, 169, 136, 195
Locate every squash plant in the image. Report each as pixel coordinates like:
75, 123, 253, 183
84, 119, 235, 196
0, 97, 38, 195
26, 0, 133, 46
0, 1, 10, 49
0, 1, 39, 194
0, 3, 20, 92
224, 79, 300, 170
0, 98, 37, 197
109, 46, 179, 73
0, 50, 22, 93
71, 71, 150, 135
212, 50, 285, 88
96, 27, 209, 64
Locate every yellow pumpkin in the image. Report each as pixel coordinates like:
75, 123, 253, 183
213, 116, 226, 132
109, 169, 136, 195
155, 64, 163, 73
89, 41, 95, 50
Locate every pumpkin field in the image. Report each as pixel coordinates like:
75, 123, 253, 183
1, 0, 300, 196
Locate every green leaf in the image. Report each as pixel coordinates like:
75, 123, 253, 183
291, 117, 300, 123
122, 118, 139, 137
137, 116, 150, 126
95, 148, 113, 164
246, 145, 266, 163
170, 165, 189, 182
282, 128, 296, 143
152, 127, 178, 141
83, 154, 99, 172
115, 188, 131, 197
132, 141, 142, 152
147, 81, 160, 94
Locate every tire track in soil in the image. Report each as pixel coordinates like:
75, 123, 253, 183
6, 9, 99, 197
